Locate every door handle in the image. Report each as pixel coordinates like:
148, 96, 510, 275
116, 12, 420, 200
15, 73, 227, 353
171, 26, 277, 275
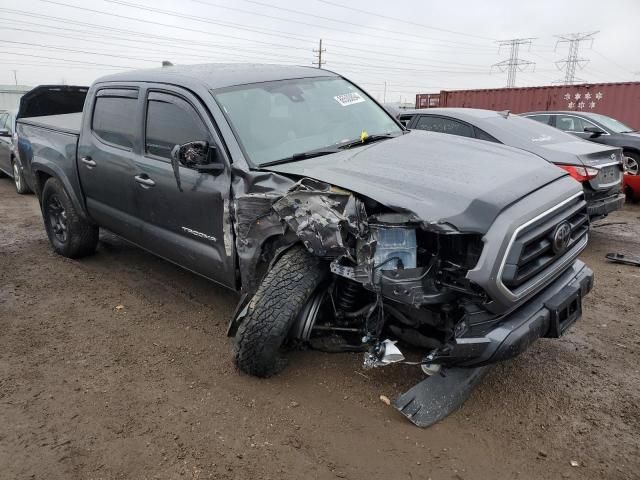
134, 174, 156, 187
80, 156, 96, 168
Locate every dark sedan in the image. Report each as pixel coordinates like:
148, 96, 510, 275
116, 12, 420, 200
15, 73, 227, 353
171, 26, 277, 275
0, 109, 30, 194
522, 111, 639, 175
400, 108, 625, 218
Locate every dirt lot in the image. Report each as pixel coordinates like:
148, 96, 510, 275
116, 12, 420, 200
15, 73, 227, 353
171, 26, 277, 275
0, 178, 638, 480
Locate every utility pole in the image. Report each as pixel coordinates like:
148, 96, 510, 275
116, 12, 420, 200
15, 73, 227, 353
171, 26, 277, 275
383, 81, 387, 103
11, 69, 17, 86
492, 38, 536, 88
312, 39, 326, 68
554, 31, 598, 84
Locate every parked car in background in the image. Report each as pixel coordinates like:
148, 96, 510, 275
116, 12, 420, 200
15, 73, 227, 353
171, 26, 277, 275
16, 64, 594, 427
523, 111, 640, 175
400, 108, 625, 219
0, 109, 30, 194
623, 174, 640, 202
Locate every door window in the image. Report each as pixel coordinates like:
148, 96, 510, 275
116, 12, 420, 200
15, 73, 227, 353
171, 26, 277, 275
414, 116, 473, 138
145, 93, 210, 160
92, 91, 138, 149
555, 115, 597, 133
0, 113, 8, 131
525, 114, 551, 125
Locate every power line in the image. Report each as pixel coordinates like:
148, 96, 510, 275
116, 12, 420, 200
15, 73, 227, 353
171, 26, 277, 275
0, 13, 495, 71
591, 49, 636, 76
107, 0, 496, 53
0, 50, 139, 69
192, 0, 496, 49
0, 15, 307, 62
316, 0, 495, 41
554, 31, 598, 85
492, 38, 536, 87
0, 23, 307, 65
38, 0, 314, 52
15, 3, 499, 73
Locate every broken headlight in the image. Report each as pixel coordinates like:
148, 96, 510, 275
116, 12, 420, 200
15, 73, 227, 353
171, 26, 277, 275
371, 226, 417, 270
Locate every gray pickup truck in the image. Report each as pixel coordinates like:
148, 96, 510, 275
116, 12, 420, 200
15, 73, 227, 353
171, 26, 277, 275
17, 64, 593, 426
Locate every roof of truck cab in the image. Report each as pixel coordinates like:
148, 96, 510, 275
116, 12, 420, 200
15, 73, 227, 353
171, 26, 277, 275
96, 63, 338, 90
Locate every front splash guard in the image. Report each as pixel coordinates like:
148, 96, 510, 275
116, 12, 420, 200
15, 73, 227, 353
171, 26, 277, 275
393, 366, 492, 427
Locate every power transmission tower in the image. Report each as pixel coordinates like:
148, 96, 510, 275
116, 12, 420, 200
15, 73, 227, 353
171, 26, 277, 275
492, 38, 536, 88
554, 31, 598, 84
313, 39, 326, 68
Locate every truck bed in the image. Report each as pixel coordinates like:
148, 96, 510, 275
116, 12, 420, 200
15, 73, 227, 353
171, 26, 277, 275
18, 113, 82, 135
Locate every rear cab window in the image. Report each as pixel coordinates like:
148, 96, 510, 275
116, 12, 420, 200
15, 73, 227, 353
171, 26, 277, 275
92, 89, 139, 149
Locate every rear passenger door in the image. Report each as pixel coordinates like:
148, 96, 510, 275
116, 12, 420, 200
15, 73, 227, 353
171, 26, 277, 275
77, 88, 145, 244
131, 87, 235, 288
411, 115, 475, 139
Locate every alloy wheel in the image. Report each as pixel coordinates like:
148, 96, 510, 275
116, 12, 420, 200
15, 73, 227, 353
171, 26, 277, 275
47, 194, 68, 243
12, 162, 22, 190
624, 155, 639, 175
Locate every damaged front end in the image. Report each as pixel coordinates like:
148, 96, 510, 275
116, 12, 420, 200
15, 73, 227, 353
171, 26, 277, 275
265, 178, 492, 426
232, 175, 592, 427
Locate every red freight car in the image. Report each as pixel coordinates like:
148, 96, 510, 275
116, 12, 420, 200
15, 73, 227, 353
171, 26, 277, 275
415, 82, 640, 130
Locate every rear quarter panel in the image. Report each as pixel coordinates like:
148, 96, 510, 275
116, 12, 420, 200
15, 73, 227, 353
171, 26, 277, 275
16, 121, 87, 218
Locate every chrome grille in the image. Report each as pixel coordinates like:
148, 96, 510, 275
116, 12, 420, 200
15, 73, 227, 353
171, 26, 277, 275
501, 195, 589, 290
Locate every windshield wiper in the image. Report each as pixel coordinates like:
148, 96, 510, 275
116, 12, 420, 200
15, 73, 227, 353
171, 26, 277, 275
338, 133, 399, 150
620, 130, 637, 134
259, 147, 341, 167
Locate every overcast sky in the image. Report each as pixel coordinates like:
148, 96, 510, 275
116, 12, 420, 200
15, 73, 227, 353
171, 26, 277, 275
1, 0, 639, 103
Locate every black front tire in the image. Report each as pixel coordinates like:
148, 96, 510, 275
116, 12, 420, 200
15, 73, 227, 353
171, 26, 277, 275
42, 178, 99, 258
12, 159, 30, 194
234, 245, 326, 378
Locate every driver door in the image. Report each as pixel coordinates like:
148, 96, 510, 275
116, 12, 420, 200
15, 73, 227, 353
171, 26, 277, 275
132, 87, 235, 288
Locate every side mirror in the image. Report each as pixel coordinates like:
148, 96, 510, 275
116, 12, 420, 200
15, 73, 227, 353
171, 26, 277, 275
171, 140, 210, 167
171, 140, 225, 173
169, 141, 224, 192
584, 126, 605, 138
0, 128, 10, 137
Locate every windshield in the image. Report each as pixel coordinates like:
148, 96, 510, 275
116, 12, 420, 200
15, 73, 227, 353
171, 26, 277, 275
213, 76, 402, 166
585, 113, 634, 133
487, 115, 578, 146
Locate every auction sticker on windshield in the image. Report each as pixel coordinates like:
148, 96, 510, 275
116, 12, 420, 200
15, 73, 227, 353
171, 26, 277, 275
334, 92, 365, 106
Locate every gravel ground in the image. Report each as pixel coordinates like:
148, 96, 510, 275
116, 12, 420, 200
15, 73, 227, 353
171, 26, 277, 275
0, 177, 638, 480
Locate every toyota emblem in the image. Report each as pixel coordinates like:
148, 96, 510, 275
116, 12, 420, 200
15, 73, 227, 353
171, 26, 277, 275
551, 222, 572, 254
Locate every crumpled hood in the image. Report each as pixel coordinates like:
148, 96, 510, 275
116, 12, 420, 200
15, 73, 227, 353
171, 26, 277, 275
264, 130, 569, 233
